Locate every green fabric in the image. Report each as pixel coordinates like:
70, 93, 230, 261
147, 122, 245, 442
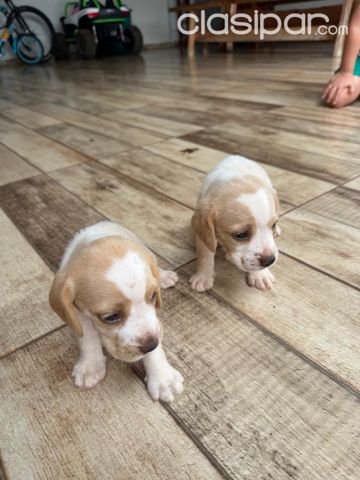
354, 56, 360, 76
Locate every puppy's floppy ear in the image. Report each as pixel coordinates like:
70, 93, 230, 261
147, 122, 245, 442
272, 189, 281, 237
191, 204, 217, 253
272, 188, 280, 214
148, 255, 162, 309
49, 270, 83, 337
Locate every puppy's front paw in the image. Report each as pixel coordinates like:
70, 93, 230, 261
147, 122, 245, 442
72, 358, 107, 388
246, 269, 275, 291
190, 272, 214, 292
146, 365, 184, 402
160, 269, 179, 289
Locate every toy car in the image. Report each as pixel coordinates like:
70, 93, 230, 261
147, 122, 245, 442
55, 0, 143, 60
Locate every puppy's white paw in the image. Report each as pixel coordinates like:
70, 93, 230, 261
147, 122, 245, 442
246, 269, 275, 291
160, 269, 179, 289
72, 358, 106, 388
146, 365, 184, 402
190, 272, 214, 292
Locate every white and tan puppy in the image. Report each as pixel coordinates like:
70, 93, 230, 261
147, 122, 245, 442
49, 221, 183, 402
190, 155, 281, 292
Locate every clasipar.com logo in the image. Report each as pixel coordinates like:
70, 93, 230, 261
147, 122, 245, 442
177, 11, 347, 41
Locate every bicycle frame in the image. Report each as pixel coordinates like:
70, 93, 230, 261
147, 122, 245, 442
3, 0, 32, 32
0, 1, 32, 57
0, 22, 19, 57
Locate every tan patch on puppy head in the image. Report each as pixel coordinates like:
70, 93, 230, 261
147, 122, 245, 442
215, 199, 256, 255
273, 189, 280, 213
49, 237, 160, 336
193, 176, 261, 254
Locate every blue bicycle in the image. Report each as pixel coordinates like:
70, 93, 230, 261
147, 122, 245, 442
0, 0, 55, 64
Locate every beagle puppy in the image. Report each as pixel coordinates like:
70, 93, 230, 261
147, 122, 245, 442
49, 221, 183, 402
190, 155, 281, 292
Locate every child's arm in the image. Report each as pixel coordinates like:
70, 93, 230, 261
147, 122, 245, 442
340, 1, 360, 73
323, 2, 360, 105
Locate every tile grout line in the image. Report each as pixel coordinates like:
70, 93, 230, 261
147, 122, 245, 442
278, 171, 360, 219
0, 206, 59, 273
280, 251, 360, 292
3, 153, 357, 301
177, 268, 360, 400
0, 326, 231, 479
0, 325, 66, 361
133, 366, 233, 480
161, 403, 232, 480
92, 159, 196, 211
41, 168, 181, 270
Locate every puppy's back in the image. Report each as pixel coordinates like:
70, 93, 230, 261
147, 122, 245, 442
60, 221, 142, 270
200, 155, 272, 199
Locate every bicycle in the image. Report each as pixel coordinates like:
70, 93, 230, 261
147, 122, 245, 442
0, 0, 55, 64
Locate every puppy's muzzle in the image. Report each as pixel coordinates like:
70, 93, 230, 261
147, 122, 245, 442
139, 337, 159, 354
260, 254, 276, 268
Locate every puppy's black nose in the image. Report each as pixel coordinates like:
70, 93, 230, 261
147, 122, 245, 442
260, 254, 276, 267
139, 339, 159, 354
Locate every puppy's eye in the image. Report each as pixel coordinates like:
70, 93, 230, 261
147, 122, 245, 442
102, 313, 121, 324
272, 222, 278, 231
233, 231, 248, 241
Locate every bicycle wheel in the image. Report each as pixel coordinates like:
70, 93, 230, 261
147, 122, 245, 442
13, 6, 55, 63
16, 33, 44, 64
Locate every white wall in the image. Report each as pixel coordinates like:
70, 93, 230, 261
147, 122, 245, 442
17, 0, 176, 45
17, 0, 65, 31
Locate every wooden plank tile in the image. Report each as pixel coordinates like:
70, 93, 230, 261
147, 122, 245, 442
0, 208, 61, 357
279, 209, 360, 287
154, 95, 280, 116
146, 138, 333, 206
145, 138, 228, 172
31, 103, 167, 147
161, 275, 360, 479
183, 254, 360, 392
51, 96, 120, 115
0, 98, 60, 130
6, 89, 119, 115
79, 92, 154, 110
182, 129, 360, 184
303, 186, 360, 229
243, 110, 360, 144
50, 161, 194, 266
0, 144, 39, 186
344, 177, 360, 191
38, 123, 131, 160
0, 175, 103, 270
259, 164, 333, 206
134, 104, 237, 128
205, 85, 321, 106
273, 104, 360, 127
0, 116, 89, 172
215, 122, 360, 162
0, 328, 222, 480
102, 110, 203, 137
99, 149, 204, 209
134, 99, 279, 128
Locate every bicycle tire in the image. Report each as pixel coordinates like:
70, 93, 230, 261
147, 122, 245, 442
16, 33, 44, 65
12, 6, 55, 63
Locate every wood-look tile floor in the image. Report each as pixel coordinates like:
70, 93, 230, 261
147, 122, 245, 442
0, 44, 359, 480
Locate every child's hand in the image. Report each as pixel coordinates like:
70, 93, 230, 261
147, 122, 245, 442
322, 72, 357, 106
